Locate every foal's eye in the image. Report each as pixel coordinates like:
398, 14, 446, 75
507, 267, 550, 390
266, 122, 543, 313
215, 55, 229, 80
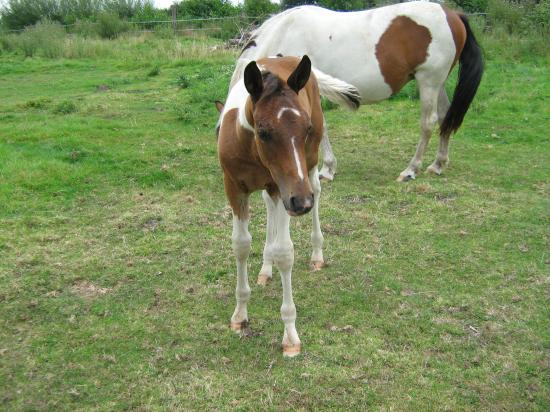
257, 129, 271, 141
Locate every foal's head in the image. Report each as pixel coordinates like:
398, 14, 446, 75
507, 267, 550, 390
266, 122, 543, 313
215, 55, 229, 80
244, 56, 315, 216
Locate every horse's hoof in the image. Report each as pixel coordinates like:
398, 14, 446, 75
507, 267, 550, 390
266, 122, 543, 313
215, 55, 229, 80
282, 343, 301, 357
319, 173, 334, 182
230, 320, 248, 332
426, 164, 442, 175
310, 261, 325, 271
257, 274, 271, 286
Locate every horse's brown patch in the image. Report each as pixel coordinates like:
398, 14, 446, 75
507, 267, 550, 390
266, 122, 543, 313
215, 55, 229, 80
442, 6, 467, 68
375, 16, 432, 94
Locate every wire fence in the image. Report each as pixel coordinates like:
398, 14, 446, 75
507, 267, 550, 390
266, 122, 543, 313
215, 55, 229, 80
3, 12, 488, 38
4, 15, 263, 37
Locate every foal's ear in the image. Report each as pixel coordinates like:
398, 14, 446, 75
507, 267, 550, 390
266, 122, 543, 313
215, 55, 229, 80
244, 61, 263, 102
214, 100, 224, 113
287, 55, 311, 94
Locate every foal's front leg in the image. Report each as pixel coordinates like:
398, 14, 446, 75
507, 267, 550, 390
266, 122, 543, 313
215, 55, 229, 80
272, 199, 301, 357
309, 167, 325, 270
230, 207, 252, 332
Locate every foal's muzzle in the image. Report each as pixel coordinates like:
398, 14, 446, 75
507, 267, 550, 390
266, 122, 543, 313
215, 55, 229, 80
286, 193, 314, 216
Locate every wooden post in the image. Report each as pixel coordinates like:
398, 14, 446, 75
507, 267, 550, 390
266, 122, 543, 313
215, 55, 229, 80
171, 4, 177, 35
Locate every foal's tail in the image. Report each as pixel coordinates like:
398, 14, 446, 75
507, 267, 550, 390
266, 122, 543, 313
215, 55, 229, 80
440, 14, 484, 137
312, 67, 361, 111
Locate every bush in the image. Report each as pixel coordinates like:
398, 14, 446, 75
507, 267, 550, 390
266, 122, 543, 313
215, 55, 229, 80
177, 0, 239, 18
131, 2, 169, 29
177, 74, 190, 88
0, 0, 147, 30
524, 0, 550, 34
53, 100, 77, 114
147, 64, 160, 76
486, 0, 549, 35
452, 0, 488, 13
12, 19, 65, 57
243, 0, 279, 18
96, 12, 128, 39
73, 19, 98, 38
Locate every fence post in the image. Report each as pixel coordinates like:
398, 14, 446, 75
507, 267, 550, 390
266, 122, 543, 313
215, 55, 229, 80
171, 4, 177, 35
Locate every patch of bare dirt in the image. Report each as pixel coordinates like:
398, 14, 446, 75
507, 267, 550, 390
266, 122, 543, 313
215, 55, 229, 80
71, 281, 111, 299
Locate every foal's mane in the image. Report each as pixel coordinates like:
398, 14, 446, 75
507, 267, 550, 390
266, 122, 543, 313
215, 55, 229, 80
260, 71, 284, 100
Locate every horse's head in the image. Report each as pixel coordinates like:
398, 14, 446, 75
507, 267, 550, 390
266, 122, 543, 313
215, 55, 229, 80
244, 56, 314, 216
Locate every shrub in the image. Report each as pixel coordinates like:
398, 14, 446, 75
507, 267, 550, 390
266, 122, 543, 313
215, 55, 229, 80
177, 74, 190, 88
147, 64, 160, 76
524, 0, 550, 34
243, 0, 279, 18
177, 0, 239, 18
96, 12, 128, 39
73, 19, 98, 38
13, 19, 65, 57
53, 100, 77, 114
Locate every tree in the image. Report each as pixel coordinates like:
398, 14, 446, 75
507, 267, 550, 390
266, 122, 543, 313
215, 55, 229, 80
177, 0, 239, 18
244, 0, 280, 18
281, 0, 374, 10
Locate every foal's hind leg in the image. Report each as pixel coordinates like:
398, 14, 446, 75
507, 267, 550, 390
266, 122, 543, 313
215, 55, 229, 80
427, 87, 452, 175
257, 190, 276, 286
319, 117, 337, 181
397, 82, 440, 182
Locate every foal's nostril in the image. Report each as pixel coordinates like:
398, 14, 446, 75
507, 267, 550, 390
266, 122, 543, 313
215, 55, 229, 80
290, 196, 299, 211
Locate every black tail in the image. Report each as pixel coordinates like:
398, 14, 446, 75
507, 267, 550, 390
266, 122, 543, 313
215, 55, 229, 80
440, 14, 484, 137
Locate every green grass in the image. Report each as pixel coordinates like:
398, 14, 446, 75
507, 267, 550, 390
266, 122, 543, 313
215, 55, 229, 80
0, 34, 549, 410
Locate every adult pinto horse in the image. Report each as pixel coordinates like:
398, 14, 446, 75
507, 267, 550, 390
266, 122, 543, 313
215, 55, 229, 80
231, 1, 484, 181
217, 55, 359, 356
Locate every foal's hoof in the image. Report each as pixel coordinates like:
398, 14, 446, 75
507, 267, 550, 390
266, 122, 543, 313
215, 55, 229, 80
230, 320, 248, 332
282, 343, 301, 358
310, 261, 325, 271
257, 274, 272, 286
396, 172, 415, 182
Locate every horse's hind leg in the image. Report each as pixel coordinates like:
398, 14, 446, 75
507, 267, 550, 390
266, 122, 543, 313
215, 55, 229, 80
319, 117, 337, 181
427, 87, 452, 175
309, 167, 324, 270
397, 82, 440, 182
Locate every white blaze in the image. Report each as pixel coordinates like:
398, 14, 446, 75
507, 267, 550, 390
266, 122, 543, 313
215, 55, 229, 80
291, 136, 304, 180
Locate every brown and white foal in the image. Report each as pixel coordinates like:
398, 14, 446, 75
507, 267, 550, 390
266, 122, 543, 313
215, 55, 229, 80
217, 56, 355, 356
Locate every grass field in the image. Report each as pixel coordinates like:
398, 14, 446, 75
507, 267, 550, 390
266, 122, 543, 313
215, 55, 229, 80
0, 33, 549, 410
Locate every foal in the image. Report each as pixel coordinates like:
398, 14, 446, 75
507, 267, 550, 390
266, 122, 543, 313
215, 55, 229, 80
218, 56, 355, 356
